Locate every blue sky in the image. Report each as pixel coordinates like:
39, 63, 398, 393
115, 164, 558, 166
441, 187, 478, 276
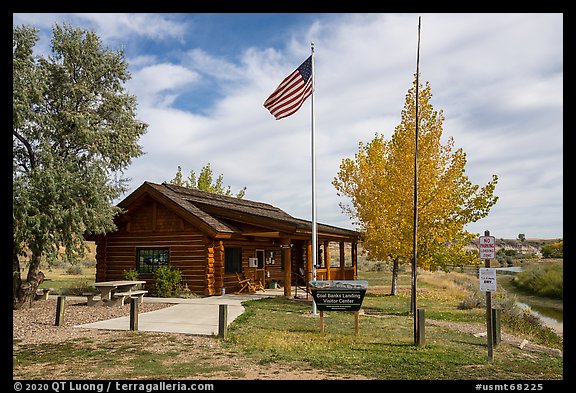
12, 13, 563, 239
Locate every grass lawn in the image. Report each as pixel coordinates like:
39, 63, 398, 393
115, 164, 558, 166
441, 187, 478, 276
39, 265, 96, 295
15, 265, 563, 381
226, 297, 562, 380
224, 269, 562, 380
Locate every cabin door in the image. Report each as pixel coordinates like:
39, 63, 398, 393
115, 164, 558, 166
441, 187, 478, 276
255, 249, 266, 287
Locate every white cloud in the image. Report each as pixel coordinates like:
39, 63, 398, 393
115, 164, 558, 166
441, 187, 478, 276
71, 13, 189, 42
127, 64, 200, 108
185, 49, 244, 82
13, 13, 563, 239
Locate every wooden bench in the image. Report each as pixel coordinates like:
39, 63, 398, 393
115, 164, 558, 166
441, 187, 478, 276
110, 290, 148, 307
35, 288, 53, 301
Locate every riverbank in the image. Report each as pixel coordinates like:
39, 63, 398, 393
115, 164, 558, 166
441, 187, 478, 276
498, 273, 563, 336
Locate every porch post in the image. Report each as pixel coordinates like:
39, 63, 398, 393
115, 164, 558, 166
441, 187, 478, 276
352, 242, 358, 280
339, 242, 345, 280
324, 241, 331, 280
282, 238, 292, 297
306, 240, 313, 284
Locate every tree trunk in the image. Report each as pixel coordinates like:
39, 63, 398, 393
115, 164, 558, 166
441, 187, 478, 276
13, 250, 23, 309
13, 249, 44, 310
390, 257, 399, 296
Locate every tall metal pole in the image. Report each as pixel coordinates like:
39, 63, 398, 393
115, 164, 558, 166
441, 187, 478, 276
411, 16, 421, 345
311, 42, 318, 315
484, 230, 494, 361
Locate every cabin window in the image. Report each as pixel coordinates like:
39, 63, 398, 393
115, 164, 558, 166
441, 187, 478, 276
136, 248, 169, 274
225, 247, 242, 274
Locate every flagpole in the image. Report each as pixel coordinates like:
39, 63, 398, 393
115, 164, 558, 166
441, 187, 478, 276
310, 42, 318, 315
411, 16, 422, 345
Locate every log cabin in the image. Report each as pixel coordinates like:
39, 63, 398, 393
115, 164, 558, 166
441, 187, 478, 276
86, 181, 360, 296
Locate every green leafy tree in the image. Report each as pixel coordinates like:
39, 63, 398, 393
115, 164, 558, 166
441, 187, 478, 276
333, 76, 498, 295
13, 24, 147, 309
170, 163, 246, 198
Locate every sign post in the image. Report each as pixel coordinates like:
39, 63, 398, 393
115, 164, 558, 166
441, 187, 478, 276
310, 280, 368, 335
479, 231, 496, 362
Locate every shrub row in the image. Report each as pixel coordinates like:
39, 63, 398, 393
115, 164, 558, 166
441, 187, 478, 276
511, 263, 563, 299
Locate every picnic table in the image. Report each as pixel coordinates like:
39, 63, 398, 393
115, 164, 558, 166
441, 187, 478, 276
89, 280, 147, 306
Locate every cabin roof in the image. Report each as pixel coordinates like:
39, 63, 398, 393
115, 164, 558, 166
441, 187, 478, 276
116, 181, 359, 240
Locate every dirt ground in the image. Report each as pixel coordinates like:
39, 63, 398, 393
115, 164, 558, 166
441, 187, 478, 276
13, 298, 369, 380
13, 297, 561, 380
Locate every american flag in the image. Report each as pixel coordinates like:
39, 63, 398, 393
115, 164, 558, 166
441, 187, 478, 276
263, 56, 313, 120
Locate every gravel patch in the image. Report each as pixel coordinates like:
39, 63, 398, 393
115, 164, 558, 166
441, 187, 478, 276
13, 297, 172, 345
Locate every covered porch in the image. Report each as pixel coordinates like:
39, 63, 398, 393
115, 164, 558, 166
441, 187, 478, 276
278, 234, 359, 298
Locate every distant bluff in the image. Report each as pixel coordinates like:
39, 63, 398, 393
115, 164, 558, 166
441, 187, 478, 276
465, 238, 562, 258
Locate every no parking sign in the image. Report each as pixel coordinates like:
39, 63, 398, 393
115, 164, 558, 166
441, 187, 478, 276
479, 235, 496, 259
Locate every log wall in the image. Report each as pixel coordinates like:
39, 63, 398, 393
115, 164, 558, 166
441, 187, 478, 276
97, 200, 209, 294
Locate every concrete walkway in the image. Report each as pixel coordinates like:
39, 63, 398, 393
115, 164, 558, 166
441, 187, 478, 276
76, 289, 284, 336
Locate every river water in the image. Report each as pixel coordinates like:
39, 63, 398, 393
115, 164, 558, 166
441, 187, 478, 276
516, 302, 563, 336
495, 267, 563, 336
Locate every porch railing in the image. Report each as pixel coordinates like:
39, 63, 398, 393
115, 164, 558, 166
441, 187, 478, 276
291, 266, 356, 299
314, 267, 356, 280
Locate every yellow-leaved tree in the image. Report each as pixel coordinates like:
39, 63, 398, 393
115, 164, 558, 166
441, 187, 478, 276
333, 76, 499, 295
